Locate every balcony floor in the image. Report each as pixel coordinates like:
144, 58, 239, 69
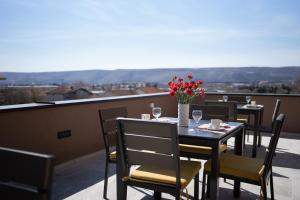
52, 132, 300, 200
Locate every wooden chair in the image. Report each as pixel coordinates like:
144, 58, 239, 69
0, 147, 54, 200
189, 104, 229, 121
228, 95, 247, 104
179, 105, 229, 160
202, 113, 285, 200
205, 100, 248, 124
227, 95, 249, 123
117, 118, 201, 200
98, 107, 127, 199
204, 100, 238, 121
245, 99, 281, 146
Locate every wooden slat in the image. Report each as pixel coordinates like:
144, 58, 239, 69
123, 120, 173, 138
100, 107, 127, 121
190, 104, 229, 121
103, 120, 117, 133
106, 134, 117, 146
126, 150, 175, 170
0, 147, 54, 190
205, 100, 238, 121
124, 134, 172, 154
228, 96, 246, 103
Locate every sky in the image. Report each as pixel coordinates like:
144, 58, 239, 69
0, 0, 300, 72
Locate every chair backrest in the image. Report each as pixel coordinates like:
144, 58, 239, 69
205, 100, 238, 121
117, 118, 180, 186
0, 147, 54, 200
263, 114, 285, 175
271, 99, 281, 129
190, 104, 229, 121
228, 96, 246, 104
99, 107, 128, 156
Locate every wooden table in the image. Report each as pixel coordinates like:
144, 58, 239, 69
237, 104, 264, 157
116, 118, 244, 200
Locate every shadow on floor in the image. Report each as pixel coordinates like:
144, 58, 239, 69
52, 154, 116, 200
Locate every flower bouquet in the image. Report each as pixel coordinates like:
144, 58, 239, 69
168, 74, 205, 126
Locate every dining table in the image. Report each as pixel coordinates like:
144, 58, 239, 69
237, 104, 264, 157
116, 117, 244, 200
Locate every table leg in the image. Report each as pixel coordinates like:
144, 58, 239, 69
234, 127, 244, 197
258, 109, 264, 147
210, 142, 220, 200
252, 112, 259, 158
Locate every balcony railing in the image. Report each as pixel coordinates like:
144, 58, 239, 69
0, 92, 299, 164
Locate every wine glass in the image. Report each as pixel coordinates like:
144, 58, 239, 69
152, 107, 161, 120
192, 110, 202, 124
246, 96, 251, 104
223, 95, 228, 102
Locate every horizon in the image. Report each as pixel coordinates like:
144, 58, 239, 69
1, 0, 300, 72
1, 66, 300, 73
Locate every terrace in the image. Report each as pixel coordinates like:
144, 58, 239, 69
1, 92, 300, 199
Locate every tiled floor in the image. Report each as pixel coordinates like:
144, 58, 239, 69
52, 132, 300, 200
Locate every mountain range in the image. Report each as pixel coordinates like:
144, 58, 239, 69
1, 67, 300, 85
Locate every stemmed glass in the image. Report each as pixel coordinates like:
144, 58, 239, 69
223, 95, 228, 102
246, 96, 251, 104
152, 107, 161, 120
192, 110, 202, 124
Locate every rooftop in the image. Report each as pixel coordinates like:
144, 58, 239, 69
1, 92, 300, 199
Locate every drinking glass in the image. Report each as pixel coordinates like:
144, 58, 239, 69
192, 110, 202, 124
246, 96, 251, 104
223, 95, 228, 102
152, 107, 161, 120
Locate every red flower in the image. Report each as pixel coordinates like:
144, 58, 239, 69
172, 85, 178, 92
178, 78, 183, 82
183, 82, 189, 89
187, 89, 193, 96
197, 80, 203, 84
170, 90, 176, 96
188, 74, 193, 79
188, 82, 194, 89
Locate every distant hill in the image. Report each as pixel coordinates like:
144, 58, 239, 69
1, 67, 300, 85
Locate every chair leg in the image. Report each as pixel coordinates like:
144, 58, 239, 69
201, 172, 207, 200
103, 158, 109, 199
262, 178, 267, 200
270, 172, 275, 200
194, 172, 199, 200
206, 174, 210, 198
258, 131, 262, 147
243, 130, 246, 147
247, 130, 250, 142
154, 191, 162, 200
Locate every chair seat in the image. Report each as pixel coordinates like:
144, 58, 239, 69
130, 160, 201, 188
237, 118, 248, 124
109, 151, 117, 160
204, 153, 265, 182
179, 144, 227, 155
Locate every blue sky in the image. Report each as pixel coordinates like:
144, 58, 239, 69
0, 0, 300, 72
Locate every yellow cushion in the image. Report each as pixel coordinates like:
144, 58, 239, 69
109, 151, 117, 160
179, 144, 227, 155
237, 118, 248, 123
130, 160, 201, 188
204, 153, 265, 182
